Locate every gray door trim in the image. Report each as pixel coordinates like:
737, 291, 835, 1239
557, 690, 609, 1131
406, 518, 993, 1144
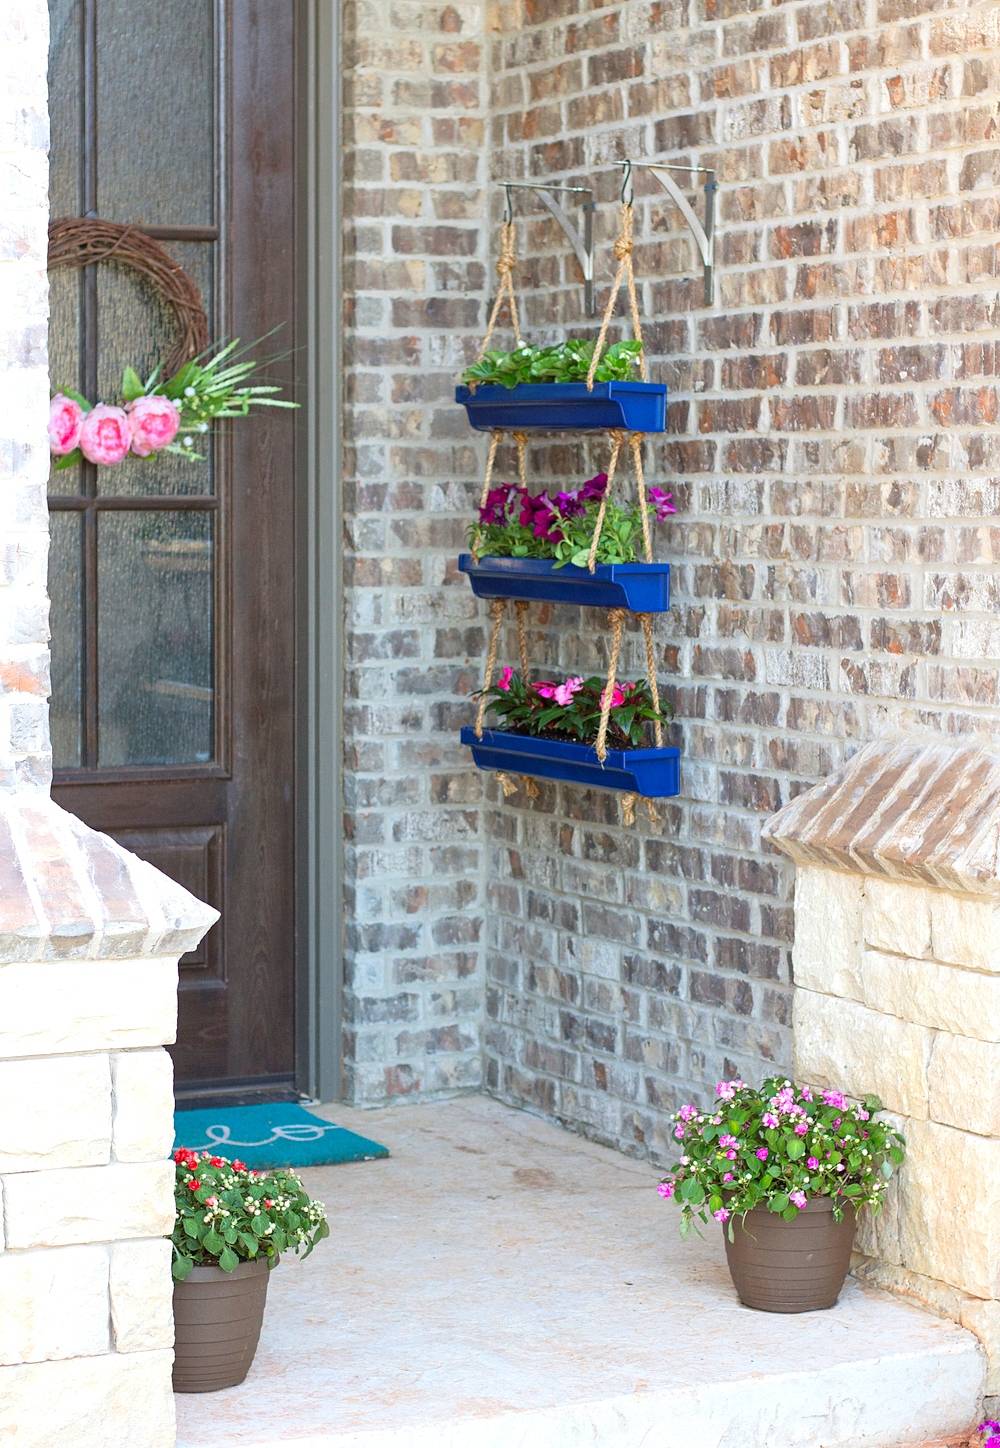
296, 0, 343, 1101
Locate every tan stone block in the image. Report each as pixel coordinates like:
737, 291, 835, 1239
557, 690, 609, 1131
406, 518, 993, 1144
897, 1120, 1000, 1299
794, 987, 930, 1118
0, 957, 177, 1058
2, 1161, 174, 1249
928, 1033, 1000, 1136
111, 1050, 174, 1163
791, 866, 864, 999
929, 892, 1000, 973
863, 878, 932, 959
110, 1239, 174, 1352
862, 950, 1000, 1042
0, 1349, 175, 1447
960, 1298, 1000, 1395
0, 1245, 109, 1365
0, 1056, 111, 1173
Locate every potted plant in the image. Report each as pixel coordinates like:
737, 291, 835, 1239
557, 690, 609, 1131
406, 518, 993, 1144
462, 669, 679, 798
460, 472, 676, 611
658, 1077, 906, 1314
456, 339, 667, 432
171, 1148, 330, 1392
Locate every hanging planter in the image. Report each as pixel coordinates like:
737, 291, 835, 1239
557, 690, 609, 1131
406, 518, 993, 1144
456, 378, 667, 433
462, 725, 680, 799
459, 553, 671, 611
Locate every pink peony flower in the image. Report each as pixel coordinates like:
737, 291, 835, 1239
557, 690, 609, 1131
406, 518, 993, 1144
657, 1181, 674, 1199
127, 394, 181, 457
48, 393, 84, 456
553, 676, 584, 707
496, 666, 514, 693
789, 1190, 807, 1209
79, 404, 132, 465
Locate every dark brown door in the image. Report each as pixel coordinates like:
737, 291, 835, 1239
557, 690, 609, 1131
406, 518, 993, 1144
47, 1, 298, 1100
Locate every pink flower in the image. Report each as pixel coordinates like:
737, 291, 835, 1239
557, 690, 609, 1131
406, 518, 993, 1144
799, 1086, 813, 1102
722, 1171, 734, 1182
600, 682, 626, 710
822, 1090, 848, 1109
807, 1156, 820, 1171
48, 394, 84, 456
761, 1111, 779, 1129
79, 404, 132, 465
725, 1150, 737, 1160
496, 666, 514, 693
204, 1195, 219, 1208
718, 1134, 737, 1149
532, 681, 557, 700
657, 1181, 674, 1199
789, 1190, 807, 1209
127, 394, 181, 457
715, 1079, 740, 1100
678, 1104, 697, 1122
756, 1147, 769, 1161
553, 676, 583, 707
673, 1124, 686, 1139
714, 1208, 730, 1223
794, 1122, 809, 1136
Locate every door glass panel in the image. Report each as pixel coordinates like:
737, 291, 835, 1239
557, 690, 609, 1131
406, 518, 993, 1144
47, 269, 84, 496
97, 511, 214, 766
48, 0, 83, 216
96, 0, 216, 226
48, 511, 84, 767
95, 243, 216, 497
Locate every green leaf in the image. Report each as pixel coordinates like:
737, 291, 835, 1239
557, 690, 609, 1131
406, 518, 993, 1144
218, 1246, 239, 1273
252, 1215, 269, 1238
60, 387, 93, 413
781, 1205, 799, 1222
182, 1216, 200, 1239
171, 1254, 194, 1281
52, 448, 83, 472
770, 1192, 790, 1213
786, 1137, 805, 1160
203, 1229, 224, 1256
121, 365, 144, 402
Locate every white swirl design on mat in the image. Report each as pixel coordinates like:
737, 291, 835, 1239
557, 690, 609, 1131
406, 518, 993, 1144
196, 1122, 345, 1149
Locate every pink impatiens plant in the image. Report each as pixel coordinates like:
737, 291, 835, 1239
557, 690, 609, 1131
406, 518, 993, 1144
658, 1076, 906, 1240
477, 669, 669, 750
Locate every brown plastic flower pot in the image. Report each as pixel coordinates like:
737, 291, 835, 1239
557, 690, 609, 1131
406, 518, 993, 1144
172, 1258, 270, 1392
723, 1197, 856, 1313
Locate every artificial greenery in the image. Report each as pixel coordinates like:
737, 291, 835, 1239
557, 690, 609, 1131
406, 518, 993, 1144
658, 1076, 906, 1240
171, 1148, 329, 1279
476, 669, 668, 750
461, 338, 643, 389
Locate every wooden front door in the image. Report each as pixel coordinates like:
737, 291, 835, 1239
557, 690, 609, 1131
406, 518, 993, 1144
47, 1, 299, 1100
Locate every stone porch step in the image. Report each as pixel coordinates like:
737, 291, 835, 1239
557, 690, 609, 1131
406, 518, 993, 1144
175, 1096, 983, 1448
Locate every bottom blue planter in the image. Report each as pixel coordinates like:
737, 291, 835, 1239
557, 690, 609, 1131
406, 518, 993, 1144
461, 726, 680, 798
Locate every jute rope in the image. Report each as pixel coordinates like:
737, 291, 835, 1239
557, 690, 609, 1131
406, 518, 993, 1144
595, 608, 626, 763
475, 598, 507, 739
513, 431, 528, 489
514, 601, 530, 678
48, 218, 209, 379
476, 219, 522, 359
472, 430, 504, 561
586, 430, 625, 574
585, 203, 649, 392
629, 434, 653, 563
640, 613, 664, 747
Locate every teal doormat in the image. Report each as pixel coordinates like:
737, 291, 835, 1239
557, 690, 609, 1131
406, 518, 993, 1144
173, 1102, 389, 1170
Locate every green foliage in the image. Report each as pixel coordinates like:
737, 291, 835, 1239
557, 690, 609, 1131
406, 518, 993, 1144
474, 669, 669, 750
658, 1077, 906, 1237
461, 338, 643, 389
170, 1149, 329, 1282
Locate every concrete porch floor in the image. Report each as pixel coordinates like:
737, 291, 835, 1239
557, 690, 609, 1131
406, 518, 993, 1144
174, 1096, 983, 1448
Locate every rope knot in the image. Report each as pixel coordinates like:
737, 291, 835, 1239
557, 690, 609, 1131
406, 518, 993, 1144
612, 233, 634, 260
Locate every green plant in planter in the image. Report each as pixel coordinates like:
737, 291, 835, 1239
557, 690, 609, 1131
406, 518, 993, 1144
171, 1148, 329, 1279
461, 338, 643, 389
658, 1076, 906, 1240
475, 669, 668, 750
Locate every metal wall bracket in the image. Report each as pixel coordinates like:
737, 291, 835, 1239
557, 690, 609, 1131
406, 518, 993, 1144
619, 159, 718, 307
497, 180, 597, 315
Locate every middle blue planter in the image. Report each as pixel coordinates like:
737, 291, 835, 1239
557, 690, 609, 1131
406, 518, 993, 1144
456, 380, 667, 433
458, 553, 671, 612
461, 726, 681, 799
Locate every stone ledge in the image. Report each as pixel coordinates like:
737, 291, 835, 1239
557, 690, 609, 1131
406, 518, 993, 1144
764, 736, 1000, 898
0, 793, 218, 962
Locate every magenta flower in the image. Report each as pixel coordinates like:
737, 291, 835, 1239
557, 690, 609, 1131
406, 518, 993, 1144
800, 1085, 813, 1102
789, 1190, 807, 1209
678, 1104, 697, 1122
725, 1148, 737, 1160
713, 1208, 730, 1223
657, 1181, 674, 1200
553, 675, 583, 707
647, 484, 676, 521
718, 1135, 737, 1149
532, 681, 557, 700
496, 666, 514, 693
755, 1147, 769, 1161
822, 1090, 848, 1109
761, 1111, 779, 1129
807, 1156, 820, 1171
715, 1080, 737, 1100
794, 1122, 809, 1136
600, 682, 626, 710
722, 1171, 734, 1183
673, 1124, 686, 1140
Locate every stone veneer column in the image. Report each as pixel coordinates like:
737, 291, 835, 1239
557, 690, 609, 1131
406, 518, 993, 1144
0, 795, 217, 1446
764, 737, 1000, 1396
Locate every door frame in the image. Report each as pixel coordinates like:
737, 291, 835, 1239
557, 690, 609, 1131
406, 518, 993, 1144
295, 0, 343, 1102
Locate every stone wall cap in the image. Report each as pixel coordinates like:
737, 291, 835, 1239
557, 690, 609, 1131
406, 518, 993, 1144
762, 736, 1000, 897
0, 793, 219, 961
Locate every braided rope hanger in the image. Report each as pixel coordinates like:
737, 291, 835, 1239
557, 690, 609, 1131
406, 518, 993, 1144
586, 202, 650, 391
476, 218, 523, 360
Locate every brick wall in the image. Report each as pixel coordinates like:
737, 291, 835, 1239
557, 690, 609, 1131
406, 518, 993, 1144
340, 1, 492, 1101
339, 0, 1000, 1145
0, 0, 51, 791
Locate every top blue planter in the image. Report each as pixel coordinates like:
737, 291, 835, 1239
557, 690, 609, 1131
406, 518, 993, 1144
458, 554, 671, 612
455, 381, 667, 433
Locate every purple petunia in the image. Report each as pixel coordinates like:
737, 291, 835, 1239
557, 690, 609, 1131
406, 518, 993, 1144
647, 485, 676, 522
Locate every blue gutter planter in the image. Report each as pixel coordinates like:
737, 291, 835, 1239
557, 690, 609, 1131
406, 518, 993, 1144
456, 381, 667, 433
461, 726, 681, 799
458, 554, 671, 612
